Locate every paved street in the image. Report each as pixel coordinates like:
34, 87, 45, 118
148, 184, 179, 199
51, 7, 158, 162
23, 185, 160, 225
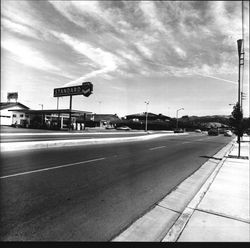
0, 132, 148, 143
0, 133, 233, 241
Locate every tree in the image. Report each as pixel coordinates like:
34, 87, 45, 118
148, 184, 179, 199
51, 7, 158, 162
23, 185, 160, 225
229, 102, 243, 157
229, 102, 244, 137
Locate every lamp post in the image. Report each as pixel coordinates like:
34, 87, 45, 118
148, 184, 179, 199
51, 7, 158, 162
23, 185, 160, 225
145, 101, 149, 132
98, 101, 102, 114
98, 101, 102, 129
39, 104, 44, 126
176, 108, 184, 129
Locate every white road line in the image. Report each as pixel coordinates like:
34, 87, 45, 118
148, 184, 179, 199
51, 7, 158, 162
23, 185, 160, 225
182, 141, 191, 144
0, 157, 106, 179
149, 146, 166, 150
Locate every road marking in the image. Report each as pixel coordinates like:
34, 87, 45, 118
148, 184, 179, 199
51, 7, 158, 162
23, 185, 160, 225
149, 146, 166, 150
0, 157, 106, 179
182, 141, 191, 144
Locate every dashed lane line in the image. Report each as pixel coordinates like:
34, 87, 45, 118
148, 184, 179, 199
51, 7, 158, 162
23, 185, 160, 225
0, 157, 106, 179
149, 146, 166, 150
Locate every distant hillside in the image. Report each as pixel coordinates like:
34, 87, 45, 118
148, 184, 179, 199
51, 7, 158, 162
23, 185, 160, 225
180, 115, 231, 125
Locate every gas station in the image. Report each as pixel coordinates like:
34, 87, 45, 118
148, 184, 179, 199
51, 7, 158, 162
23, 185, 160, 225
5, 82, 94, 130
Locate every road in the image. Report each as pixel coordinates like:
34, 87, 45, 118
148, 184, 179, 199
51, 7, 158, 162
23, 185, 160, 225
0, 133, 233, 241
0, 132, 148, 143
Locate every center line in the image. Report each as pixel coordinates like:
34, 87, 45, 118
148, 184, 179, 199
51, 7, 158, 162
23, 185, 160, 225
149, 146, 166, 150
0, 157, 106, 179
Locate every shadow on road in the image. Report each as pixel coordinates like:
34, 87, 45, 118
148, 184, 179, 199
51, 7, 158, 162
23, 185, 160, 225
200, 155, 222, 160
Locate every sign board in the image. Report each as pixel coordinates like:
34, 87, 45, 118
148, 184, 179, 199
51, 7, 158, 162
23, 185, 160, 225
7, 92, 18, 101
53, 82, 93, 97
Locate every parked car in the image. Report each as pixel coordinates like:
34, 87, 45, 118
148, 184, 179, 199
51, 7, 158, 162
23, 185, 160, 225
194, 129, 202, 133
224, 130, 233, 137
116, 126, 131, 131
174, 128, 184, 133
208, 129, 219, 136
245, 128, 250, 135
105, 126, 115, 130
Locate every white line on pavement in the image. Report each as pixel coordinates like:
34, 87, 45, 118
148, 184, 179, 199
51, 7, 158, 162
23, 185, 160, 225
182, 141, 191, 144
149, 146, 166, 150
0, 157, 106, 179
0, 132, 145, 136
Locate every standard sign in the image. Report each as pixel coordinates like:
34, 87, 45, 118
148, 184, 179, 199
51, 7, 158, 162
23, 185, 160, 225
54, 82, 93, 97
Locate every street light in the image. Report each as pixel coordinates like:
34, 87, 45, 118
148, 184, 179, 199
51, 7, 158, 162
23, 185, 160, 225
39, 104, 43, 110
145, 101, 149, 132
176, 108, 184, 129
98, 101, 102, 114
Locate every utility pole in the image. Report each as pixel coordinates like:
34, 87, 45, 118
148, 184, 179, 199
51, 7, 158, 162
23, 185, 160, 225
145, 101, 149, 132
237, 39, 244, 157
176, 108, 184, 129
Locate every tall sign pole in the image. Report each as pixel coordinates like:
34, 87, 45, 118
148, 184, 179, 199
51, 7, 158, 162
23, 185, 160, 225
53, 82, 93, 131
69, 95, 73, 130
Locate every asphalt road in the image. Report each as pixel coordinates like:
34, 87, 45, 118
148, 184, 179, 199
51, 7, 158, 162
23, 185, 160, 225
0, 132, 148, 143
0, 133, 233, 241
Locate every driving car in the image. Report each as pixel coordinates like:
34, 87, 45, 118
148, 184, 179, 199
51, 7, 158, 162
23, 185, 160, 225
116, 126, 131, 131
194, 129, 202, 133
174, 128, 184, 133
224, 130, 233, 137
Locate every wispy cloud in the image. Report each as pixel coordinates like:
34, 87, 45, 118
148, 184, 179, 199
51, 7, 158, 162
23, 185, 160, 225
50, 31, 124, 85
1, 18, 39, 39
1, 38, 59, 72
139, 1, 166, 33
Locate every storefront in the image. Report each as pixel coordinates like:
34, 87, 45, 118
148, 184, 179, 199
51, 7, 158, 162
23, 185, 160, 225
9, 109, 92, 130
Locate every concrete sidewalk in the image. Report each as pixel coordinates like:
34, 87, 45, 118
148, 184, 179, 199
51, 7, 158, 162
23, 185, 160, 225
170, 136, 249, 242
113, 136, 249, 242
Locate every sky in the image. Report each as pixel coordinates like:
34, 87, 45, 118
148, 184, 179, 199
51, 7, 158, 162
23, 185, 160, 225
1, 0, 249, 118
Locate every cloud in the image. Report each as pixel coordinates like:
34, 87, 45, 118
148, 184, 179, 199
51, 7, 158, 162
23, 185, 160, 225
1, 18, 39, 39
1, 0, 49, 40
1, 35, 74, 80
174, 46, 187, 59
1, 38, 59, 72
135, 41, 153, 59
139, 1, 166, 33
50, 31, 124, 85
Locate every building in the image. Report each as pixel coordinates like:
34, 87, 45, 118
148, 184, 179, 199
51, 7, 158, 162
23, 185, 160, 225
0, 102, 29, 126
8, 109, 92, 130
90, 114, 120, 128
125, 112, 171, 122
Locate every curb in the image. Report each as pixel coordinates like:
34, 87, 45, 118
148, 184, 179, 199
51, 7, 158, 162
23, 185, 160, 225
162, 138, 236, 242
0, 131, 175, 136
112, 138, 236, 242
1, 133, 188, 152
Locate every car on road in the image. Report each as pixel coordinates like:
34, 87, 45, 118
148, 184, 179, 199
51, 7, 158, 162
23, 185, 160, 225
116, 126, 131, 131
224, 130, 233, 137
194, 129, 202, 133
174, 128, 184, 133
208, 129, 219, 136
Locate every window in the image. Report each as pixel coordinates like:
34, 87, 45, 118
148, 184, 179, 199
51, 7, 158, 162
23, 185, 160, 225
13, 114, 16, 117
25, 114, 29, 118
20, 114, 24, 118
